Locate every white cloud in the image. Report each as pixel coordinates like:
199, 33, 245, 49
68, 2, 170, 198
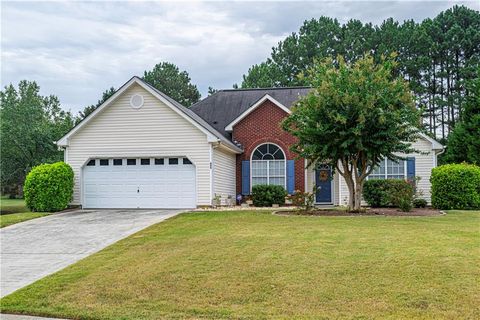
1, 1, 478, 113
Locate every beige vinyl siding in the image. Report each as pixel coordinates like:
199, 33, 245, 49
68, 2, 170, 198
212, 146, 236, 204
338, 137, 437, 205
405, 138, 437, 203
66, 84, 212, 206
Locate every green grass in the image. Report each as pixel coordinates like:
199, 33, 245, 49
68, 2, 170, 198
1, 210, 479, 319
0, 197, 48, 228
0, 197, 29, 214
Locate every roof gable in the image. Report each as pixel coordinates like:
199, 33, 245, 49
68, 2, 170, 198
225, 94, 290, 131
57, 77, 242, 153
190, 87, 311, 138
418, 132, 444, 150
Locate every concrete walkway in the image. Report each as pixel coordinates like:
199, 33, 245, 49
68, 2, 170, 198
0, 209, 183, 298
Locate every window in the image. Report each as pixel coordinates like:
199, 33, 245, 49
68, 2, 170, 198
169, 158, 178, 165
141, 158, 150, 165
369, 158, 406, 179
127, 159, 136, 166
87, 159, 95, 166
155, 158, 164, 165
100, 159, 109, 166
251, 143, 286, 188
183, 158, 192, 165
113, 159, 122, 166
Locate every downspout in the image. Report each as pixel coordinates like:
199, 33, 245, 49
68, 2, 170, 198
435, 146, 446, 167
210, 141, 221, 206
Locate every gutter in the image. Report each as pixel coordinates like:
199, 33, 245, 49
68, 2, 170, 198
435, 146, 446, 167
213, 140, 243, 154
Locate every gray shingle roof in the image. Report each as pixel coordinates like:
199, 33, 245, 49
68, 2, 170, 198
190, 87, 311, 139
136, 77, 243, 152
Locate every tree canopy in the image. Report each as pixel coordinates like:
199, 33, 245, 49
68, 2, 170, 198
282, 54, 420, 211
242, 5, 480, 141
442, 69, 480, 164
143, 62, 201, 106
0, 81, 75, 196
76, 87, 116, 124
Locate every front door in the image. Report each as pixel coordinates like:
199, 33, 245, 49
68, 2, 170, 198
315, 165, 332, 203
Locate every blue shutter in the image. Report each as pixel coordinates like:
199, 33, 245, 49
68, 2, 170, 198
242, 160, 250, 195
287, 160, 295, 194
406, 157, 415, 180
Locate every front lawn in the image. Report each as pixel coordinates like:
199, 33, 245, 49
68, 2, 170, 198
0, 197, 28, 214
0, 197, 49, 228
1, 210, 479, 319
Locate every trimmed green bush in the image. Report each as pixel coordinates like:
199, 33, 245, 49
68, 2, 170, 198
363, 180, 391, 207
251, 185, 287, 207
24, 162, 74, 212
413, 198, 427, 208
363, 179, 414, 208
431, 163, 480, 210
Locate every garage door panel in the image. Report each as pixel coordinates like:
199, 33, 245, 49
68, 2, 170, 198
83, 158, 196, 209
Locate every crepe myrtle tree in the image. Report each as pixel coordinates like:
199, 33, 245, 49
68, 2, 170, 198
282, 54, 421, 212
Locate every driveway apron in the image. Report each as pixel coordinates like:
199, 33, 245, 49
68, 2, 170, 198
0, 209, 183, 297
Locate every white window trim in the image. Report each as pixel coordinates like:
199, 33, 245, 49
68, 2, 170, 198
368, 158, 408, 180
250, 143, 287, 191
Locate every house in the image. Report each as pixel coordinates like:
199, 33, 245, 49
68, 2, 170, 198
57, 76, 444, 209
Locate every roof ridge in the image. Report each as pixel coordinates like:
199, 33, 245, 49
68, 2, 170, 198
218, 86, 311, 92
190, 91, 218, 109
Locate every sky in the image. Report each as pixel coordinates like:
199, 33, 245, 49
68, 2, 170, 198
1, 0, 479, 114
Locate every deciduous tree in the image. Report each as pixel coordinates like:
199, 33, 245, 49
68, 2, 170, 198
282, 55, 420, 211
242, 5, 480, 140
0, 81, 74, 196
143, 62, 200, 106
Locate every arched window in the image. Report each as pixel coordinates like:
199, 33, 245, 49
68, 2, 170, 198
251, 143, 286, 188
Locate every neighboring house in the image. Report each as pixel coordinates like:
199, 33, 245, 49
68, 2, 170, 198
57, 76, 444, 209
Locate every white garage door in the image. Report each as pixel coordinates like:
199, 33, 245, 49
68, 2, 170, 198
83, 157, 196, 209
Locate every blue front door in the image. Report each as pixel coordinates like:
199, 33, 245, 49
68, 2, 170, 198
315, 165, 332, 203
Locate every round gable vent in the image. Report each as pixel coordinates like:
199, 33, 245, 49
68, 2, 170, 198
130, 94, 144, 109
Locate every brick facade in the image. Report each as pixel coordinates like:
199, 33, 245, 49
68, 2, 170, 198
232, 99, 305, 195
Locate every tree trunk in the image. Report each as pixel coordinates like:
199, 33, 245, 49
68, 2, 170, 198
338, 160, 356, 212
440, 60, 445, 140
353, 181, 363, 211
348, 186, 355, 211
344, 172, 355, 211
432, 60, 437, 138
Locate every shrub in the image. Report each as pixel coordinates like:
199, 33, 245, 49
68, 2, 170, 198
251, 185, 287, 207
24, 162, 74, 212
398, 197, 413, 212
413, 198, 427, 208
430, 163, 480, 210
389, 180, 414, 212
289, 190, 315, 211
363, 180, 391, 207
363, 179, 414, 209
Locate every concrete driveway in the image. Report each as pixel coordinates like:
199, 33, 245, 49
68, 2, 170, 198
0, 209, 183, 297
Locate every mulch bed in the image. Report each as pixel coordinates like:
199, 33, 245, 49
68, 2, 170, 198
275, 207, 443, 217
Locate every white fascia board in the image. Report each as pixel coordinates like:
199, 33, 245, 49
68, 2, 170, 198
56, 77, 218, 146
418, 132, 444, 150
56, 77, 139, 146
210, 140, 243, 154
133, 79, 219, 142
225, 94, 291, 131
